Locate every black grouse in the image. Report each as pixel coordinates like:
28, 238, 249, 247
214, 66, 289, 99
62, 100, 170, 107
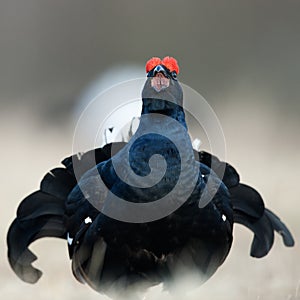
7, 56, 294, 299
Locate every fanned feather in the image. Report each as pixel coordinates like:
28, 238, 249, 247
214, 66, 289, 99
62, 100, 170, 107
197, 151, 294, 257
234, 212, 274, 258
7, 215, 65, 283
265, 209, 295, 247
230, 184, 265, 219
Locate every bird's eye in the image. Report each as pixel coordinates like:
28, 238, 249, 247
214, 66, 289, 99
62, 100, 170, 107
171, 71, 177, 80
147, 70, 154, 77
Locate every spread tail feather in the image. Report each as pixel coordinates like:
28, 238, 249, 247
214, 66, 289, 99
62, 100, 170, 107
198, 151, 295, 258
264, 208, 295, 247
7, 142, 127, 284
7, 167, 75, 283
7, 214, 66, 283
230, 184, 294, 257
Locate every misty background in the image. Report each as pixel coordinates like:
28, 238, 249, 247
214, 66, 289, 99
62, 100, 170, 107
1, 1, 299, 299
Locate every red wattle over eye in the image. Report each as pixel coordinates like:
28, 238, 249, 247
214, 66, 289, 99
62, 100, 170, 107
145, 56, 180, 75
145, 57, 162, 73
162, 56, 180, 74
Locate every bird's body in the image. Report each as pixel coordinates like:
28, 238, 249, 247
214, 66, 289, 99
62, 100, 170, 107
7, 57, 294, 299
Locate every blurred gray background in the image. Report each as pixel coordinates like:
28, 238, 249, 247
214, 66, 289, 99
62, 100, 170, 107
1, 1, 299, 299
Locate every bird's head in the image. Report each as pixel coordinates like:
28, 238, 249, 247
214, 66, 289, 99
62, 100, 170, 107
142, 56, 183, 108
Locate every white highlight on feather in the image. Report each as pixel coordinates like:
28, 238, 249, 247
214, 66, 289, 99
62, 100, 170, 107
192, 138, 202, 151
76, 152, 83, 160
67, 232, 73, 245
222, 214, 227, 221
85, 216, 92, 224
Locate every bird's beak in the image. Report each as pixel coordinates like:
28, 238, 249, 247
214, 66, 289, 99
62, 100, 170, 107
151, 65, 170, 92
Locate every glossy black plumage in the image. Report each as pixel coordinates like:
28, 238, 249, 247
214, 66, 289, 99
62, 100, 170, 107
7, 63, 294, 299
7, 142, 294, 294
